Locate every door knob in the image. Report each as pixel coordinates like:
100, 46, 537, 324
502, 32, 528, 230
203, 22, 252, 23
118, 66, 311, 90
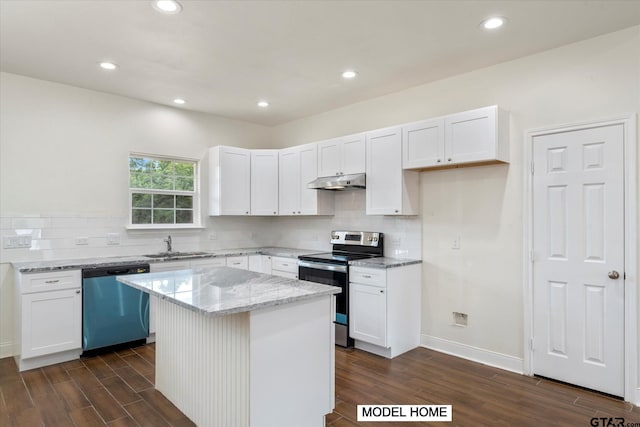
608, 270, 620, 280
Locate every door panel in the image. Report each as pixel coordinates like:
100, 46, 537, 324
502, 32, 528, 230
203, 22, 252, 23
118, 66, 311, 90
532, 124, 624, 396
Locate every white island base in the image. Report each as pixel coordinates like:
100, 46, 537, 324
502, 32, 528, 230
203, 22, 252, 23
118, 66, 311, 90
155, 295, 335, 427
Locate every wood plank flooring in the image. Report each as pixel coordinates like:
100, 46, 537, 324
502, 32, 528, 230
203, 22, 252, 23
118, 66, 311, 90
1, 344, 638, 426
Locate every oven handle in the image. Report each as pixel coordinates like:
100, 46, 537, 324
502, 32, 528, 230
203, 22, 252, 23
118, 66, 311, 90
298, 260, 348, 273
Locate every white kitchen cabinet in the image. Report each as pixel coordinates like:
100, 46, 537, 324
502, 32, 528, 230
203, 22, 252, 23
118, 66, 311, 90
209, 145, 251, 216
251, 150, 279, 215
226, 255, 249, 270
190, 257, 226, 268
317, 133, 365, 177
261, 255, 273, 275
279, 143, 334, 216
248, 254, 263, 272
366, 126, 419, 215
403, 105, 509, 170
270, 256, 298, 279
14, 269, 82, 371
349, 264, 421, 359
350, 283, 387, 347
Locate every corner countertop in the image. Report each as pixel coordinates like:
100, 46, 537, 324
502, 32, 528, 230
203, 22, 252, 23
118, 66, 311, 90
117, 266, 341, 317
349, 257, 422, 269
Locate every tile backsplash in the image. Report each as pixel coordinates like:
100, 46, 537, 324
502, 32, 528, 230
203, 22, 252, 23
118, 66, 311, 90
0, 192, 421, 264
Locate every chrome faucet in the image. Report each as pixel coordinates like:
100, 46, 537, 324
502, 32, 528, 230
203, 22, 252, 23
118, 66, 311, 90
164, 235, 172, 253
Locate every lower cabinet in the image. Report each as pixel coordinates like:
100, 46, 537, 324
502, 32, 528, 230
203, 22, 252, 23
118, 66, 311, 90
270, 256, 298, 279
14, 269, 83, 371
226, 255, 249, 270
349, 264, 421, 359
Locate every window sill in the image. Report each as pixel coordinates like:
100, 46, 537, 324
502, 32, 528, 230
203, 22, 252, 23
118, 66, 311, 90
126, 225, 206, 230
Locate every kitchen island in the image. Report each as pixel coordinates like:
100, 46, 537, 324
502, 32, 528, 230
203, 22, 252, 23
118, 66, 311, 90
117, 267, 340, 427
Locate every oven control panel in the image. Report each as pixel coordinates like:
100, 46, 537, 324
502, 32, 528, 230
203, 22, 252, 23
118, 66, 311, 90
330, 231, 381, 247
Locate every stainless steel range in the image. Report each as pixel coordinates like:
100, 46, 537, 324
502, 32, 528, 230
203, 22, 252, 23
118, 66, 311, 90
298, 231, 383, 347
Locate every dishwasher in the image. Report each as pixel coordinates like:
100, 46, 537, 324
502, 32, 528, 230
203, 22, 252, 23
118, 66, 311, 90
82, 264, 150, 353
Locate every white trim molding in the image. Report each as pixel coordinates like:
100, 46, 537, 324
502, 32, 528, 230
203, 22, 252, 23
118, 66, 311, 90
0, 341, 14, 359
421, 334, 524, 374
522, 114, 638, 404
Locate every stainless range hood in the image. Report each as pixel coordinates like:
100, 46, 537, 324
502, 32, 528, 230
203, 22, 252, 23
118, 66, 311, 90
307, 173, 366, 191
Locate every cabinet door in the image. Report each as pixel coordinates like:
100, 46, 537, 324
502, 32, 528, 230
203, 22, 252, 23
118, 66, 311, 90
248, 254, 263, 272
298, 144, 320, 215
220, 147, 251, 215
22, 289, 82, 358
366, 127, 403, 215
317, 138, 341, 177
402, 118, 445, 169
341, 133, 366, 175
445, 106, 496, 164
251, 150, 279, 215
279, 149, 300, 215
262, 255, 272, 275
349, 284, 387, 347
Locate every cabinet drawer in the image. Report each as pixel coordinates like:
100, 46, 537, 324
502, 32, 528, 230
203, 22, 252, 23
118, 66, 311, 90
190, 257, 226, 268
226, 255, 249, 270
349, 267, 386, 287
20, 270, 81, 294
150, 261, 190, 272
271, 257, 298, 274
271, 270, 298, 280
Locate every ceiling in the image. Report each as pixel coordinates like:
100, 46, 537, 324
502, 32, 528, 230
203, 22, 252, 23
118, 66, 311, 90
1, 1, 639, 126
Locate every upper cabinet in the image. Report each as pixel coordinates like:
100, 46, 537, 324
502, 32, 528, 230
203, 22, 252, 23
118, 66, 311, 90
317, 133, 366, 177
250, 150, 279, 216
403, 105, 509, 170
279, 143, 334, 216
366, 127, 419, 216
209, 146, 251, 216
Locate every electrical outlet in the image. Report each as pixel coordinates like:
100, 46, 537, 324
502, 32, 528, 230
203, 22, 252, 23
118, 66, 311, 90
75, 237, 89, 245
453, 312, 468, 327
106, 233, 120, 245
452, 236, 460, 250
208, 232, 218, 240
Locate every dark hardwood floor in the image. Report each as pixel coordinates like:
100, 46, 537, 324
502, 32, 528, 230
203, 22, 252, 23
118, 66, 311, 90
1, 343, 638, 426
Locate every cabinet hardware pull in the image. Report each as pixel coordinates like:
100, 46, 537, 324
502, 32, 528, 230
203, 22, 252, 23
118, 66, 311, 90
379, 290, 384, 293
362, 275, 372, 278
282, 264, 288, 267
76, 290, 81, 294
447, 158, 452, 162
437, 159, 441, 163
45, 280, 60, 284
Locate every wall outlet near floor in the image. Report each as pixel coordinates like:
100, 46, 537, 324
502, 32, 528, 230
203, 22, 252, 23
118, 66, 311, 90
453, 312, 468, 327
75, 236, 89, 245
3, 235, 32, 249
452, 236, 460, 250
106, 233, 120, 245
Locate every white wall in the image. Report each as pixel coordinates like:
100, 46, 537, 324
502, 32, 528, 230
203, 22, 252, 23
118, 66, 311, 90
271, 26, 640, 370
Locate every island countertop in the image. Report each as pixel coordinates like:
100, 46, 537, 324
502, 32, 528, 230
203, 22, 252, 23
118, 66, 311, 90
117, 266, 341, 317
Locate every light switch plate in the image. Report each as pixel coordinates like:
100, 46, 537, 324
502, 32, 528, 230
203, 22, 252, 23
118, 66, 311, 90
3, 235, 32, 249
106, 233, 120, 245
75, 237, 89, 245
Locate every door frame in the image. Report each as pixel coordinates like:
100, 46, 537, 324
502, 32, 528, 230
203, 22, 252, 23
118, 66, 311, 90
522, 114, 638, 403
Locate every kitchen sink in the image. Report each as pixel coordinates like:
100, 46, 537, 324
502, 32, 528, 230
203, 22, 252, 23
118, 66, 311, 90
144, 251, 210, 259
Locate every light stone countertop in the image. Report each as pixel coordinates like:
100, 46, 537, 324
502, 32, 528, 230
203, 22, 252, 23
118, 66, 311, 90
117, 266, 341, 317
12, 247, 320, 273
349, 257, 422, 269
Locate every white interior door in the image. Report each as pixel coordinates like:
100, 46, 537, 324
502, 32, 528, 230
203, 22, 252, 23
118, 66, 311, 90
532, 124, 624, 396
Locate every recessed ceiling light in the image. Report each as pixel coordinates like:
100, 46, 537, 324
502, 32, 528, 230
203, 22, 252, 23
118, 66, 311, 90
482, 17, 505, 30
99, 62, 118, 70
342, 70, 357, 79
257, 101, 269, 108
152, 0, 182, 14
173, 98, 186, 105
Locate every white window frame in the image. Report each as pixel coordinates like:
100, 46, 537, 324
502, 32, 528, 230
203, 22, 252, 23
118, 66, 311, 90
127, 152, 203, 230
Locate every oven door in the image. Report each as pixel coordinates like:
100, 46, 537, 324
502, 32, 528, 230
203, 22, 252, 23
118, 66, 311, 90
298, 260, 347, 321
298, 260, 352, 347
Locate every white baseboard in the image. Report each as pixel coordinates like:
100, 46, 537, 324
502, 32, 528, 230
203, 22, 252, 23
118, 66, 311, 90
0, 341, 14, 359
635, 387, 640, 407
421, 334, 524, 374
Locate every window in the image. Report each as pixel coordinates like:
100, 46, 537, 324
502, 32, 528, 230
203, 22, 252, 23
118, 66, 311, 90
128, 154, 200, 228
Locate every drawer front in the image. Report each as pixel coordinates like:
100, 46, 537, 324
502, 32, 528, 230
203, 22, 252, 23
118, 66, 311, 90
349, 267, 386, 287
226, 255, 249, 270
20, 270, 81, 294
150, 261, 190, 272
271, 269, 298, 280
271, 257, 298, 274
190, 257, 226, 268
